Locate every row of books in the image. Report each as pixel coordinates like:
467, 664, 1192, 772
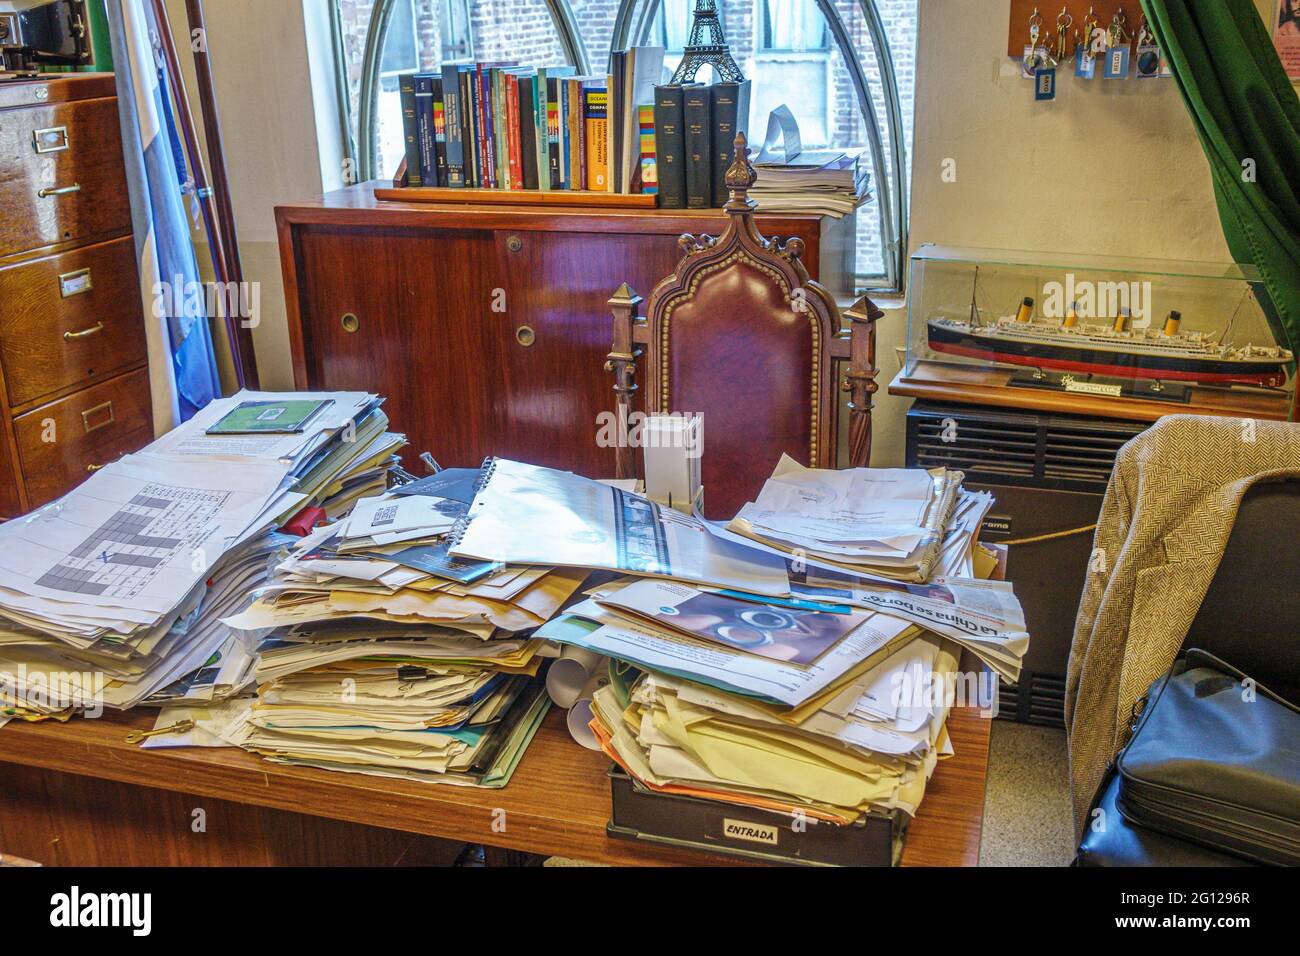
398, 48, 666, 195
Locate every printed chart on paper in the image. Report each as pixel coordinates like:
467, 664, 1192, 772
34, 484, 232, 599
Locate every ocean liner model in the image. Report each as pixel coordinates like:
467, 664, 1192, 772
927, 297, 1293, 388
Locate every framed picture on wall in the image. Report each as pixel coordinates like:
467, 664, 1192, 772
1275, 0, 1300, 79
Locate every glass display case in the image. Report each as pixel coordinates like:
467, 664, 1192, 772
902, 245, 1294, 408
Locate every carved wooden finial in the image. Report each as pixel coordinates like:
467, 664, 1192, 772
845, 294, 885, 325
724, 130, 757, 213
608, 282, 641, 308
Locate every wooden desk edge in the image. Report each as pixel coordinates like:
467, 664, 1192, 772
0, 701, 990, 867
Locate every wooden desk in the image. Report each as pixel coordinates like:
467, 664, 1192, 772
0, 699, 990, 867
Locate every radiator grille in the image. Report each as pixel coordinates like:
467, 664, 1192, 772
908, 404, 1146, 494
998, 672, 1067, 727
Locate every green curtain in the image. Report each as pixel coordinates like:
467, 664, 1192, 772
1141, 1, 1300, 384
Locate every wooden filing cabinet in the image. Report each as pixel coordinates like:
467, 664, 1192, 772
276, 185, 854, 477
0, 74, 152, 516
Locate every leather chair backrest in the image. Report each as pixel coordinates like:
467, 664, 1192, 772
1182, 477, 1300, 699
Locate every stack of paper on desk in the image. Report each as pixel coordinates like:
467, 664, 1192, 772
725, 454, 964, 583
535, 578, 960, 823
214, 479, 585, 786
0, 389, 404, 719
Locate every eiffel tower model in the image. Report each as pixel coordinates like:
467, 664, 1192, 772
670, 0, 745, 83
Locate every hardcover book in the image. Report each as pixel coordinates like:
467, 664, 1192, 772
653, 83, 686, 208
441, 64, 468, 187
683, 85, 712, 209
518, 73, 540, 190
414, 73, 438, 188
399, 73, 421, 186
432, 76, 448, 187
710, 80, 750, 205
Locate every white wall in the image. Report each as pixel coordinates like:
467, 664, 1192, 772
871, 0, 1281, 466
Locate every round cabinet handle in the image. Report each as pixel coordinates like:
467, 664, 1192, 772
516, 325, 536, 347
506, 235, 523, 253
341, 312, 360, 333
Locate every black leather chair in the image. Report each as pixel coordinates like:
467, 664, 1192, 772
1077, 477, 1300, 866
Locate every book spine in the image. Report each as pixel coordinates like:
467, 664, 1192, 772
519, 75, 539, 190
610, 53, 624, 193
568, 79, 585, 191
534, 69, 550, 191
506, 73, 523, 189
547, 77, 562, 190
461, 68, 478, 188
683, 85, 712, 209
475, 65, 492, 188
432, 77, 447, 187
710, 80, 750, 206
639, 103, 657, 195
493, 69, 510, 189
414, 74, 436, 188
584, 86, 609, 192
442, 66, 465, 187
653, 84, 685, 208
557, 79, 569, 188
399, 73, 421, 186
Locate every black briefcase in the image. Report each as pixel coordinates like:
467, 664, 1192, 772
1107, 649, 1300, 866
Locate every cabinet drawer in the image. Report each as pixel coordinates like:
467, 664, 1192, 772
0, 95, 132, 257
0, 236, 147, 406
15, 368, 153, 507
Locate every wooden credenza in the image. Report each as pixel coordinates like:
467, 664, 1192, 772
275, 185, 854, 477
0, 73, 153, 516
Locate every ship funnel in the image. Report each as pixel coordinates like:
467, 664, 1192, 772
1016, 297, 1034, 323
1163, 310, 1181, 337
1064, 301, 1080, 329
1113, 309, 1132, 333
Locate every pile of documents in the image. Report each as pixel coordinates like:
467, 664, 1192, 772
214, 467, 587, 786
0, 390, 401, 721
751, 150, 870, 218
450, 456, 1028, 825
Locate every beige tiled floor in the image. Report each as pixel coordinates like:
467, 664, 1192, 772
979, 721, 1075, 866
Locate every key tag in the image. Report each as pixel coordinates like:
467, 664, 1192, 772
1134, 19, 1164, 78
1102, 10, 1131, 78
1074, 7, 1103, 79
1034, 66, 1058, 100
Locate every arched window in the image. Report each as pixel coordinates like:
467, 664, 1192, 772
335, 0, 589, 182
610, 0, 913, 291
333, 0, 914, 290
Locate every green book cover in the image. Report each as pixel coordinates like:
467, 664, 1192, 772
206, 399, 333, 435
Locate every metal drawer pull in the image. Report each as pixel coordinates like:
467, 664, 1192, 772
516, 325, 536, 347
80, 400, 114, 434
38, 183, 81, 198
33, 126, 69, 154
63, 322, 104, 341
341, 312, 360, 333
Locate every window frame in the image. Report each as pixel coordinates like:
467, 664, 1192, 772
342, 0, 592, 183
615, 0, 910, 293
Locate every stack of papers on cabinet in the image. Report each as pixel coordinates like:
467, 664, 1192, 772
0, 390, 404, 719
213, 476, 587, 786
750, 150, 870, 218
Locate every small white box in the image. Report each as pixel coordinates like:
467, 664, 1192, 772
642, 414, 702, 513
